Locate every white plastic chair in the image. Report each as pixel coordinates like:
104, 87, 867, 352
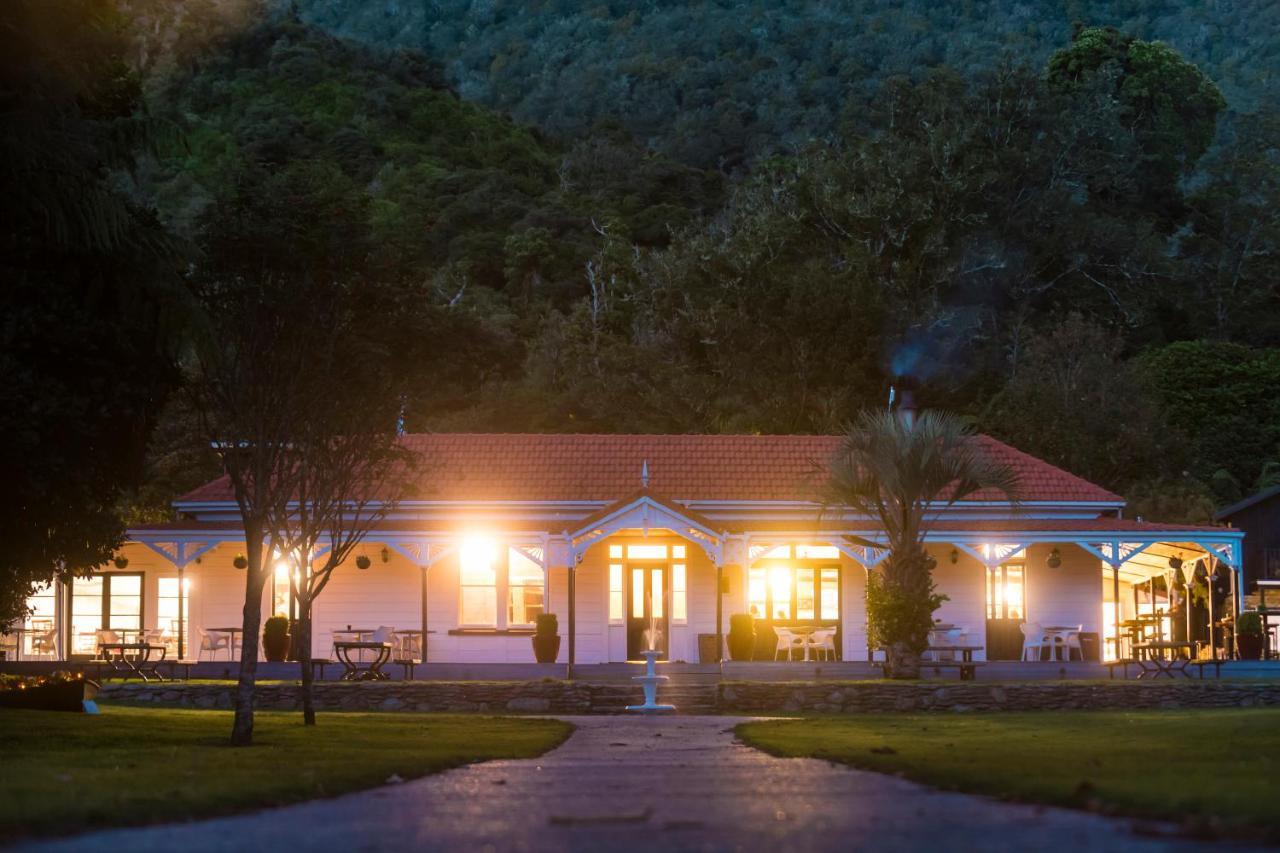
199, 629, 231, 661
1019, 622, 1048, 661
1063, 625, 1084, 661
773, 627, 804, 661
810, 628, 837, 661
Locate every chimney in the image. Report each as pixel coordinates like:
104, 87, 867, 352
896, 386, 917, 427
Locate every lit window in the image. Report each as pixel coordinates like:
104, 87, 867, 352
22, 584, 56, 657
769, 566, 792, 620
759, 544, 791, 560
986, 562, 1025, 620
672, 564, 687, 622
796, 544, 840, 560
507, 548, 544, 626
672, 544, 686, 559
631, 570, 645, 619
609, 564, 624, 622
797, 568, 815, 619
820, 569, 839, 620
627, 544, 667, 560
609, 544, 623, 559
651, 569, 665, 618
748, 568, 767, 618
460, 538, 498, 626
157, 578, 191, 655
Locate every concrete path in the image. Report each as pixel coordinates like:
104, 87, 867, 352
18, 716, 1246, 853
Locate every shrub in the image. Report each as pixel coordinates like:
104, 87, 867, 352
1236, 611, 1263, 637
535, 613, 558, 635
263, 615, 290, 640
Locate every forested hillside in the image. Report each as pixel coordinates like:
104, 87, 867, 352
104, 2, 1280, 523
298, 0, 1280, 170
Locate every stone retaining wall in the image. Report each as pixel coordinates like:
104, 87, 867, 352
718, 680, 1280, 713
97, 679, 1280, 714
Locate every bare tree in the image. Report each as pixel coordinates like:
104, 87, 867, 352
190, 274, 414, 742
269, 414, 415, 726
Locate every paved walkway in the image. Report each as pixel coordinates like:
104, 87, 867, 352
20, 716, 1243, 853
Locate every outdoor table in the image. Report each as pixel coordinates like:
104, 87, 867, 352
4, 627, 35, 660
207, 627, 243, 657
98, 642, 168, 682
922, 644, 985, 680
1041, 625, 1078, 661
333, 641, 392, 680
332, 628, 377, 661
1132, 641, 1195, 679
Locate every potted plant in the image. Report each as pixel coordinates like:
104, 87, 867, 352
262, 615, 291, 662
112, 555, 129, 569
233, 553, 248, 570
1236, 611, 1265, 660
727, 613, 756, 661
355, 554, 372, 570
532, 613, 560, 663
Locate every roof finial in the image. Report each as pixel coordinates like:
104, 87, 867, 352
641, 459, 650, 489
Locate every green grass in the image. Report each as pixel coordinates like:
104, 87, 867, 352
737, 710, 1280, 841
0, 706, 572, 837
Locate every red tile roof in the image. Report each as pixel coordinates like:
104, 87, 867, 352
177, 433, 1123, 505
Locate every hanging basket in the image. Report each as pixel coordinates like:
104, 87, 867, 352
355, 555, 372, 570
233, 554, 248, 570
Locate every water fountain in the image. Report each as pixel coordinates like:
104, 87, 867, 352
626, 623, 675, 713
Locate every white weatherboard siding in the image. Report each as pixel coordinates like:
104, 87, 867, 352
927, 545, 988, 659
312, 552, 420, 660
1025, 544, 1102, 636
840, 556, 868, 660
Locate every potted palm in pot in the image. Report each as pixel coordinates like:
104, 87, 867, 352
1236, 612, 1265, 660
262, 615, 291, 662
532, 613, 560, 663
821, 408, 1020, 678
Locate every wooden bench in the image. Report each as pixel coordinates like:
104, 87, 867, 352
159, 659, 199, 681
1104, 659, 1138, 679
394, 658, 422, 680
921, 660, 985, 680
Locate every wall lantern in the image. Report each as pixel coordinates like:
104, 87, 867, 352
380, 546, 391, 564
233, 553, 248, 570
355, 554, 372, 570
949, 548, 959, 565
112, 555, 129, 569
1046, 547, 1062, 569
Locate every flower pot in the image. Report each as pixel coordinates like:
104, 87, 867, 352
263, 633, 291, 662
1237, 633, 1264, 660
727, 629, 755, 661
532, 633, 561, 663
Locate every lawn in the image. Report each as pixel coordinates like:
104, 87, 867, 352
0, 706, 572, 837
737, 709, 1280, 841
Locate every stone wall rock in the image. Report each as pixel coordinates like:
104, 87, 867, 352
97, 679, 1280, 714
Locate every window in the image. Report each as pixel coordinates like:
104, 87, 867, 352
507, 549, 544, 626
460, 539, 498, 626
156, 578, 190, 655
672, 563, 687, 622
22, 584, 56, 657
796, 545, 840, 560
747, 562, 840, 622
460, 541, 547, 629
986, 562, 1025, 620
627, 544, 667, 560
609, 564, 624, 622
70, 573, 143, 654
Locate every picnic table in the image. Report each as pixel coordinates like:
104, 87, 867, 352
1133, 640, 1195, 679
333, 641, 392, 681
922, 644, 985, 680
98, 642, 168, 682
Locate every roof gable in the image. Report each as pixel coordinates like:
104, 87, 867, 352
177, 432, 1123, 506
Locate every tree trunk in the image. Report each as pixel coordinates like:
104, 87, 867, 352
231, 535, 267, 746
885, 641, 920, 680
296, 606, 316, 726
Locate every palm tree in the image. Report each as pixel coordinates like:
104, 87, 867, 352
822, 409, 1021, 678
